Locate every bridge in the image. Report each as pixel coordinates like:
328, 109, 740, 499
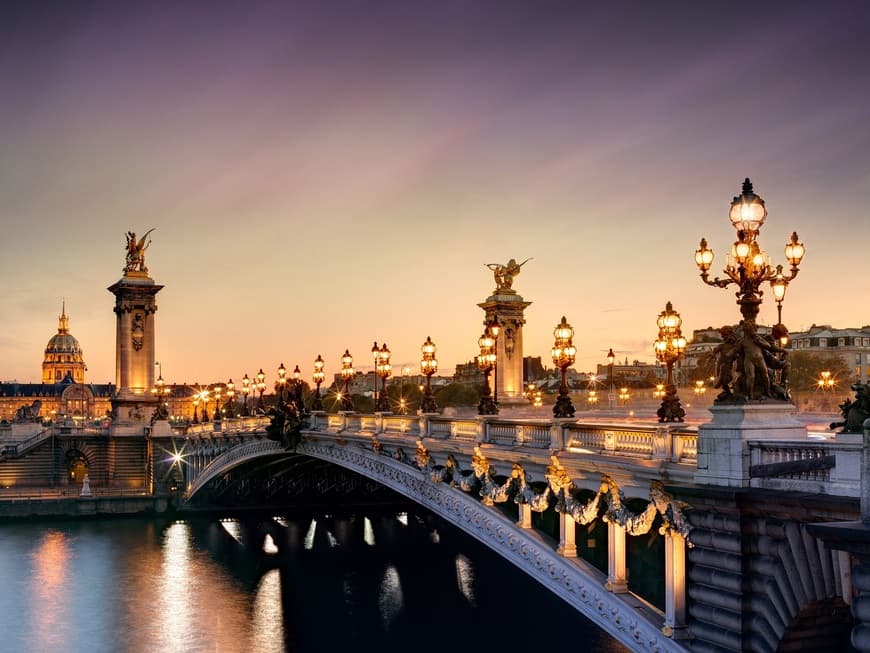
127, 409, 861, 653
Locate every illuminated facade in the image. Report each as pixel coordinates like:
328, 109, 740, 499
41, 303, 86, 384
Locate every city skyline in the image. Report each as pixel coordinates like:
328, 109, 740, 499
2, 1, 869, 385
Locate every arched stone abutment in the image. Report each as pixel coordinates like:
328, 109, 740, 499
682, 489, 857, 653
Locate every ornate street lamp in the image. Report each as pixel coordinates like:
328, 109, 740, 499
375, 343, 392, 412
817, 371, 835, 391
653, 301, 687, 423
292, 364, 305, 411
339, 349, 355, 411
212, 384, 223, 421
607, 348, 616, 409
476, 327, 498, 415
225, 379, 235, 418
371, 341, 380, 407
311, 355, 325, 411
256, 369, 266, 410
240, 373, 251, 416
420, 336, 439, 413
487, 316, 501, 406
551, 316, 577, 418
587, 390, 598, 406
694, 380, 707, 398
192, 395, 199, 424
695, 179, 805, 401
200, 388, 210, 423
618, 387, 630, 406
276, 363, 287, 402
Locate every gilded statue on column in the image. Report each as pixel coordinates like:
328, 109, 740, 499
124, 229, 154, 275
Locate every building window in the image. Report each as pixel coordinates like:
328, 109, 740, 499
839, 338, 846, 347
858, 354, 863, 364
857, 366, 862, 379
864, 338, 870, 347
819, 338, 827, 348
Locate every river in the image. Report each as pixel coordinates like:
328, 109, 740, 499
0, 509, 629, 652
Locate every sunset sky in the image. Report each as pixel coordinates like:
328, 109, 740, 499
1, 1, 868, 387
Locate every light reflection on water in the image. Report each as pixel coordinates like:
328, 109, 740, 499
0, 512, 629, 653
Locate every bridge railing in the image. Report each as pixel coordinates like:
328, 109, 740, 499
748, 438, 860, 495
305, 411, 699, 462
179, 416, 270, 437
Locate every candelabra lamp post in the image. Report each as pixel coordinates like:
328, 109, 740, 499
420, 336, 438, 413
653, 301, 687, 422
256, 369, 266, 411
476, 327, 498, 415
192, 396, 199, 424
276, 363, 287, 403
551, 316, 577, 418
212, 384, 223, 421
375, 343, 392, 412
200, 389, 210, 423
487, 316, 501, 406
311, 355, 325, 411
371, 342, 380, 407
292, 364, 304, 411
340, 349, 355, 411
225, 379, 235, 418
240, 373, 251, 416
695, 178, 805, 401
607, 348, 616, 409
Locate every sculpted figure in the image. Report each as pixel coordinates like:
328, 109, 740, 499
713, 325, 740, 400
485, 257, 531, 291
124, 229, 154, 274
739, 320, 771, 400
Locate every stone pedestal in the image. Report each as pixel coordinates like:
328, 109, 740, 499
478, 292, 531, 406
694, 402, 807, 487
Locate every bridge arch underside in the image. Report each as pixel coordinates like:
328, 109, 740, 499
186, 440, 683, 652
184, 452, 403, 509
685, 491, 856, 653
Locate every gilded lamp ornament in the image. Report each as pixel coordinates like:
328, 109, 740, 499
695, 179, 803, 402
420, 336, 439, 413
551, 316, 577, 418
476, 327, 498, 415
653, 301, 687, 422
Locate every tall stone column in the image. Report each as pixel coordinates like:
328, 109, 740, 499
478, 294, 531, 406
107, 263, 163, 425
606, 521, 629, 593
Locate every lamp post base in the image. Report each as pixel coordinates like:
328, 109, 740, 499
478, 395, 498, 416
657, 388, 685, 423
553, 392, 575, 418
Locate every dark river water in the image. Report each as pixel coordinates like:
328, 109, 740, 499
0, 509, 629, 653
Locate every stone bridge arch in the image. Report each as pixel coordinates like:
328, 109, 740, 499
183, 438, 684, 652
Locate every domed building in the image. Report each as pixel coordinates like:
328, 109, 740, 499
42, 303, 86, 384
0, 305, 115, 422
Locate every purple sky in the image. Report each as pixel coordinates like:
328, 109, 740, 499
2, 1, 869, 386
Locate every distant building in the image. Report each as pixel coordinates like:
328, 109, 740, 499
787, 325, 870, 383
453, 361, 484, 385
1, 307, 113, 421
595, 358, 662, 388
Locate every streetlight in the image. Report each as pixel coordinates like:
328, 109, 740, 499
212, 384, 223, 421
312, 355, 325, 411
256, 369, 266, 411
587, 389, 598, 406
375, 343, 392, 412
291, 364, 304, 410
653, 301, 688, 423
487, 316, 501, 407
551, 316, 577, 418
225, 379, 235, 418
607, 348, 616, 409
476, 327, 498, 415
420, 336, 438, 413
240, 373, 251, 416
340, 349, 355, 411
694, 380, 707, 398
200, 388, 210, 423
276, 363, 287, 402
618, 387, 630, 406
192, 395, 199, 424
695, 178, 805, 401
817, 371, 835, 391
371, 341, 380, 407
